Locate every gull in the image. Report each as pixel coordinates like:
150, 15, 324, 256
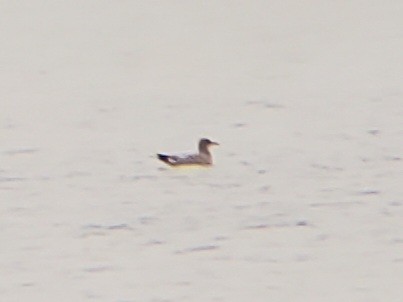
157, 138, 219, 167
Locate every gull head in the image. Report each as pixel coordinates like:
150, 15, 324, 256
199, 138, 219, 152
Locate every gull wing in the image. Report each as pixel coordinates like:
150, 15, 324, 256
157, 152, 210, 166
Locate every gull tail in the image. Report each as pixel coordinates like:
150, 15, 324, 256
157, 154, 173, 166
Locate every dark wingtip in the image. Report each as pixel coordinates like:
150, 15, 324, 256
157, 154, 168, 160
157, 154, 174, 166
157, 153, 168, 160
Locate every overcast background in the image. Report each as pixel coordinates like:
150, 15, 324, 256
1, 1, 402, 301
